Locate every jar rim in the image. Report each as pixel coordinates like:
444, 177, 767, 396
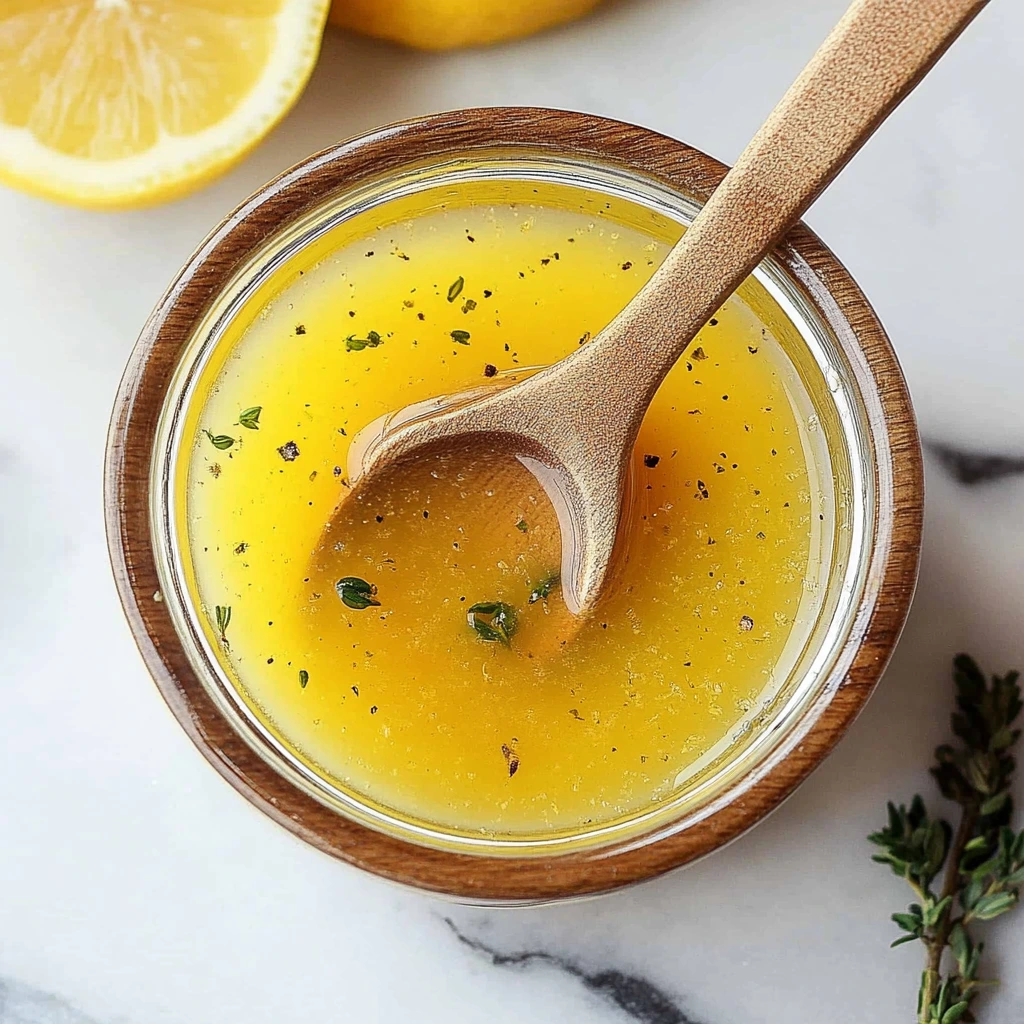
105, 107, 923, 904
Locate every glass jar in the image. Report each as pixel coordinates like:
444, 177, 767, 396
105, 108, 922, 903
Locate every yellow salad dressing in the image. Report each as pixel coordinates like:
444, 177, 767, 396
177, 180, 829, 838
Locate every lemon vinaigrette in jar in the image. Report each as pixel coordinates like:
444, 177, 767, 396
172, 173, 835, 840
110, 115, 920, 897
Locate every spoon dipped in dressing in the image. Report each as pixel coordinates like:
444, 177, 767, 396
345, 0, 988, 617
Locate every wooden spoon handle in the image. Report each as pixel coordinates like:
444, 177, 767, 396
596, 0, 988, 395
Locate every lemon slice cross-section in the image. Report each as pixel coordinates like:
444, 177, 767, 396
0, 0, 329, 208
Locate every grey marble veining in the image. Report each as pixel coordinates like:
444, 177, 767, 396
444, 918, 701, 1024
926, 441, 1024, 485
1, 0, 1023, 1022
0, 978, 103, 1024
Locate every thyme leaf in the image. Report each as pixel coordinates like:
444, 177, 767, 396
214, 604, 231, 642
238, 406, 262, 430
468, 601, 516, 646
336, 576, 380, 610
345, 330, 383, 352
203, 430, 235, 451
528, 571, 560, 604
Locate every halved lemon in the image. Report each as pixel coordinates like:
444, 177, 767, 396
0, 0, 329, 208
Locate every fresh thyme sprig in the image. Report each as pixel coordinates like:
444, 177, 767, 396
869, 654, 1023, 1023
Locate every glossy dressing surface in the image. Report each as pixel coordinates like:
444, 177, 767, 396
176, 180, 831, 838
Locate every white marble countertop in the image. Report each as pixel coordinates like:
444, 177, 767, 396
2, 0, 1024, 1021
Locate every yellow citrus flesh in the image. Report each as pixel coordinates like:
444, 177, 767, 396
328, 0, 602, 50
0, 0, 329, 208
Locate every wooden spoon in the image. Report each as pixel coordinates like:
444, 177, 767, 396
348, 0, 988, 617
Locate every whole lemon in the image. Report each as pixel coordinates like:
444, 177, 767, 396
329, 0, 603, 50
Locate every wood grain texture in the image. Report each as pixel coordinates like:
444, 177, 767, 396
104, 108, 924, 903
